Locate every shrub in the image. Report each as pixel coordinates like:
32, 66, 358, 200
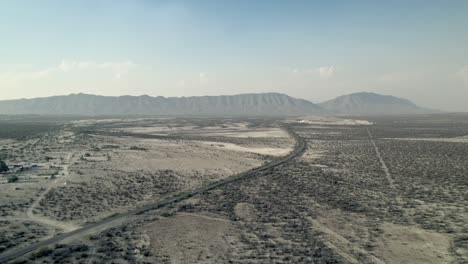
33, 246, 53, 258
7, 175, 18, 183
130, 146, 147, 151
0, 160, 8, 173
102, 145, 120, 149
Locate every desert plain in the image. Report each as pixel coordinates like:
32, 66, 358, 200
0, 114, 467, 263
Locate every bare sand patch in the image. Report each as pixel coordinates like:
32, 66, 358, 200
385, 136, 468, 143
206, 128, 289, 138
143, 213, 242, 264
289, 116, 373, 126
119, 122, 249, 136
200, 141, 292, 156
374, 223, 454, 264
234, 203, 258, 222
300, 149, 325, 162
313, 208, 385, 264
121, 126, 189, 134
109, 137, 263, 174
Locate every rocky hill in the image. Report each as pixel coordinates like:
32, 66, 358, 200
319, 92, 436, 115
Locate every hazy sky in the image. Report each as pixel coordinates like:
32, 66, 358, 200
1, 0, 467, 111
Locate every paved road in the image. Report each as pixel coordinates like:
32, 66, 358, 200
0, 123, 306, 263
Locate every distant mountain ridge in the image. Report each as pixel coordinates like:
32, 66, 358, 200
319, 92, 437, 115
0, 93, 324, 116
0, 92, 440, 116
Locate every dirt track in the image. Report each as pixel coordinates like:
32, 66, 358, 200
367, 128, 394, 188
26, 154, 78, 232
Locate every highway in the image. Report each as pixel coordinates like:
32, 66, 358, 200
0, 123, 306, 263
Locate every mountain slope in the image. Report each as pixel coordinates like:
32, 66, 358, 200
0, 93, 325, 116
319, 92, 436, 115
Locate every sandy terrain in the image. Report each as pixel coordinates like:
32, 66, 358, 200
143, 213, 243, 263
202, 128, 289, 138
374, 223, 454, 264
0, 117, 295, 259
199, 141, 292, 156
291, 116, 373, 125
2, 115, 467, 263
32, 124, 279, 224
107, 137, 264, 174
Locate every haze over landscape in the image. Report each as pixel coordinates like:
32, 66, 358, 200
1, 0, 468, 111
1, 1, 467, 264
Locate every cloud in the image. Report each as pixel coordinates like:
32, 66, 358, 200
0, 60, 139, 81
317, 66, 336, 79
199, 72, 208, 82
58, 60, 138, 79
288, 66, 336, 79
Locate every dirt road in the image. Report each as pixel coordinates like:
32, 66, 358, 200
26, 153, 78, 232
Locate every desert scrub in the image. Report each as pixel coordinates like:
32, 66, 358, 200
129, 146, 148, 151
7, 174, 18, 183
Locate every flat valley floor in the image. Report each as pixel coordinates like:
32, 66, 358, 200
0, 115, 467, 263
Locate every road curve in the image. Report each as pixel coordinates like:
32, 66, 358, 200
0, 123, 306, 263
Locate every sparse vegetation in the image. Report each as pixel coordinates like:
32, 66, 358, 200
2, 115, 467, 263
33, 246, 53, 258
0, 160, 8, 173
0, 120, 59, 139
129, 146, 148, 151
7, 175, 18, 183
101, 145, 120, 149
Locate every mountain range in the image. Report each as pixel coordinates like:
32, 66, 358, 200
319, 92, 435, 115
0, 92, 438, 116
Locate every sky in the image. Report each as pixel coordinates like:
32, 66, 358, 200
0, 0, 467, 111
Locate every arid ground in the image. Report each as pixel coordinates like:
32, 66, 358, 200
0, 114, 467, 263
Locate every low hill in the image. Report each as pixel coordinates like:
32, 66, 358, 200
0, 93, 325, 116
319, 92, 437, 115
